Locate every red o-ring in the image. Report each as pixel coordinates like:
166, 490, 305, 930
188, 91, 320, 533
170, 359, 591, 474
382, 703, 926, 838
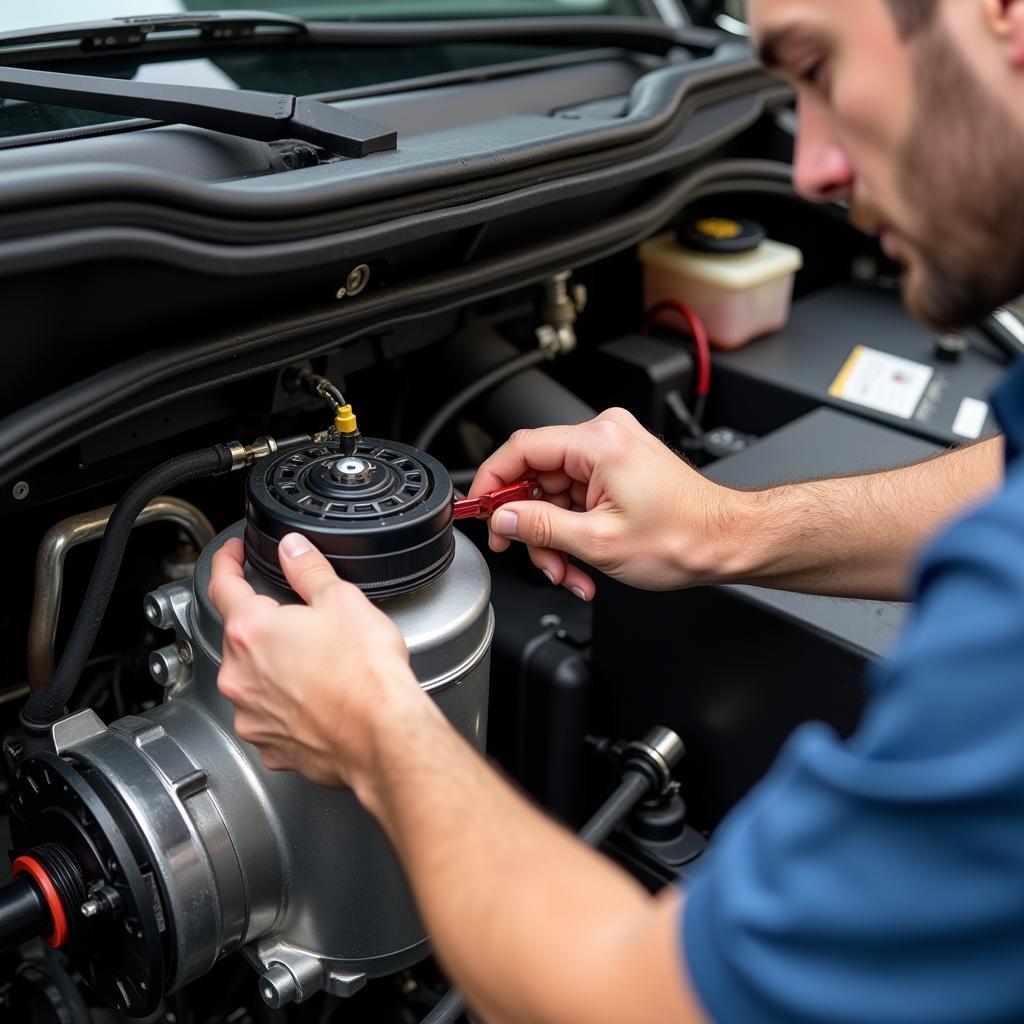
12, 855, 70, 948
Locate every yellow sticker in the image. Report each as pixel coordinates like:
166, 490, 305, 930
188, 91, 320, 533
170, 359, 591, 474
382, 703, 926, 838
829, 345, 934, 420
695, 217, 742, 240
829, 345, 865, 398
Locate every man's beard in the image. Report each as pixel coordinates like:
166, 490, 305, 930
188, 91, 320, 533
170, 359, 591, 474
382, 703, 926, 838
882, 28, 1024, 330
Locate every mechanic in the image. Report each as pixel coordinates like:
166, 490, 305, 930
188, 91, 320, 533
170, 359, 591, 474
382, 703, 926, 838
208, 0, 1024, 1020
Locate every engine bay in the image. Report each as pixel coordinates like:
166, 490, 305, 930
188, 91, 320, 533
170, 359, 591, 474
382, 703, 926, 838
0, 11, 1018, 1022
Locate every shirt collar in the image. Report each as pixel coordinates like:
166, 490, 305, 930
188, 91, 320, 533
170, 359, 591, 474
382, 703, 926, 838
991, 357, 1024, 463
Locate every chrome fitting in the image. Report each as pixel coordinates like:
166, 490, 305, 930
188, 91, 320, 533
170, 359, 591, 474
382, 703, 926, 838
623, 726, 685, 797
535, 270, 587, 358
228, 436, 282, 470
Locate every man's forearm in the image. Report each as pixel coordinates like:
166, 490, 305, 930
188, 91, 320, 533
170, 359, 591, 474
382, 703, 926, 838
354, 694, 703, 1024
715, 436, 1003, 601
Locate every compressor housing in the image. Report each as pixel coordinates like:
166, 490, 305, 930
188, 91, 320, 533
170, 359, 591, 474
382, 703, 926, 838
4, 438, 493, 1015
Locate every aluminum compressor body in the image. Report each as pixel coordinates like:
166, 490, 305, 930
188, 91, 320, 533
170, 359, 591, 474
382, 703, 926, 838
10, 439, 492, 1013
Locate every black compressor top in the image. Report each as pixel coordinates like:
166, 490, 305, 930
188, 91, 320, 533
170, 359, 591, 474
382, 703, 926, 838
244, 438, 455, 599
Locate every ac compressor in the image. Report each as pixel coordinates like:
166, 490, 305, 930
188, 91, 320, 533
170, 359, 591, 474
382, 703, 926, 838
2, 437, 492, 1015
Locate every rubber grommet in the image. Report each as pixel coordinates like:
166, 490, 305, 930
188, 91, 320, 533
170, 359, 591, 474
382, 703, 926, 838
12, 855, 69, 948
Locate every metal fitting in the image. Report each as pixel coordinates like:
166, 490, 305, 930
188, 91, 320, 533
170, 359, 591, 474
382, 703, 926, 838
80, 885, 122, 921
227, 436, 281, 471
176, 638, 194, 667
623, 726, 685, 797
536, 270, 587, 358
336, 263, 371, 300
149, 644, 190, 689
260, 964, 299, 1008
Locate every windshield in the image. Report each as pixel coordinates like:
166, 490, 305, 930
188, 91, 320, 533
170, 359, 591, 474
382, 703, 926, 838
0, 2, 658, 142
0, 1, 650, 33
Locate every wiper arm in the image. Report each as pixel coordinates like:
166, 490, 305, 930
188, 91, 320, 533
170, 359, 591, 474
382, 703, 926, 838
0, 10, 307, 55
0, 65, 397, 158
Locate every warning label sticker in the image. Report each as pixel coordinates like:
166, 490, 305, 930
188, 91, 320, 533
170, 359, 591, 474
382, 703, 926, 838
829, 345, 934, 420
951, 397, 990, 440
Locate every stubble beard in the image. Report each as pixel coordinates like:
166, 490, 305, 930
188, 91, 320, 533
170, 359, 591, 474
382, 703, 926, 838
893, 28, 1024, 330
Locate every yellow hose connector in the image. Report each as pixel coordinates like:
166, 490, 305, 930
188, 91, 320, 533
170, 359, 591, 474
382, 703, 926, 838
334, 404, 358, 435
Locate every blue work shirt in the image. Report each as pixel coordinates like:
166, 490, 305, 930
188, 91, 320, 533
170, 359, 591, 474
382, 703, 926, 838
684, 359, 1024, 1024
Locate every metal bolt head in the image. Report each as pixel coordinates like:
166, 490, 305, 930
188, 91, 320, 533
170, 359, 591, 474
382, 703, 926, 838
11, 481, 29, 501
80, 898, 102, 918
176, 638, 194, 666
336, 263, 370, 299
260, 964, 299, 1009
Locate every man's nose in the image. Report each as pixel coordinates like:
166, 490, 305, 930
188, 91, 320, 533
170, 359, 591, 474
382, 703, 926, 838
792, 102, 855, 204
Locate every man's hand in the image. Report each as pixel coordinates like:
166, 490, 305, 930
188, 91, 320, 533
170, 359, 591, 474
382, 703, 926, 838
208, 533, 426, 790
471, 407, 735, 599
475, 408, 1005, 603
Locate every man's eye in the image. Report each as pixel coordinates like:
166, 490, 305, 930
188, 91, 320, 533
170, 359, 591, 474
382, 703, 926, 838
799, 60, 826, 85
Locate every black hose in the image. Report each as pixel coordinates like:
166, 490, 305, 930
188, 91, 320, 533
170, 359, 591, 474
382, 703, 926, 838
420, 988, 467, 1024
0, 877, 48, 952
21, 445, 233, 730
420, 768, 655, 1024
577, 771, 651, 846
413, 349, 548, 452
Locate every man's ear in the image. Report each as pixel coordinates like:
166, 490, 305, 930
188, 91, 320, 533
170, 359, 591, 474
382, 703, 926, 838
983, 0, 1024, 67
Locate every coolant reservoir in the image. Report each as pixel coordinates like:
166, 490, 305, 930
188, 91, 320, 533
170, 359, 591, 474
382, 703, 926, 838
639, 218, 803, 350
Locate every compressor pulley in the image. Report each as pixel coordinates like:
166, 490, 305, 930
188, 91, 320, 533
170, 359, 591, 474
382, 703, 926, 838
244, 438, 456, 598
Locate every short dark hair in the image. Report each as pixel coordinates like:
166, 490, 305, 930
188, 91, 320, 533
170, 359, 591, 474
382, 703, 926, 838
886, 0, 939, 36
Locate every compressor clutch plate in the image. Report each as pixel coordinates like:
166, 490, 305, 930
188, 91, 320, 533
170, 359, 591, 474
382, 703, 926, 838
244, 438, 454, 599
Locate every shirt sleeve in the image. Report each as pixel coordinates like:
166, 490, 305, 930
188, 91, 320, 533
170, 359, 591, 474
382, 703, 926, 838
683, 461, 1024, 1024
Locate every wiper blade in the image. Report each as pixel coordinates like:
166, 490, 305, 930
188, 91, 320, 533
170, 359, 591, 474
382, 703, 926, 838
0, 65, 396, 157
0, 10, 307, 55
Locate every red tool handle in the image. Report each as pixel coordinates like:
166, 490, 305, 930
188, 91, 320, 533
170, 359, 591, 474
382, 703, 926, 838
453, 481, 544, 520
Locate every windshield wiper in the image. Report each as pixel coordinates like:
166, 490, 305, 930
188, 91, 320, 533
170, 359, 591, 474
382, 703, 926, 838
0, 11, 307, 56
0, 65, 396, 157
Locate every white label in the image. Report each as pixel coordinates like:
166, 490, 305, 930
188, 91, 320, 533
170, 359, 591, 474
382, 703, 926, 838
829, 346, 934, 420
952, 397, 990, 440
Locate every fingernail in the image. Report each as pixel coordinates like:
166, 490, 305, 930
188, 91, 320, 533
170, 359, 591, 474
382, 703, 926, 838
493, 510, 518, 537
543, 570, 555, 585
570, 586, 589, 602
280, 533, 312, 558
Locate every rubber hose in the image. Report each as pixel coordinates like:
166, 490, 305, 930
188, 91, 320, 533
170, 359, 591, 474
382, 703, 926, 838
413, 349, 548, 452
577, 771, 651, 846
420, 768, 654, 1024
420, 988, 466, 1024
0, 877, 48, 952
22, 445, 233, 729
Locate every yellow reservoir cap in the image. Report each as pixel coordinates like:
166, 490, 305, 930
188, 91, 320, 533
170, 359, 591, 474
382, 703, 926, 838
695, 217, 743, 241
334, 404, 358, 434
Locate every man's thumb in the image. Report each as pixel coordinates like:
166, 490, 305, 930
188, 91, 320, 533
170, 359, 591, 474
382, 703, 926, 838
278, 533, 344, 605
490, 501, 587, 557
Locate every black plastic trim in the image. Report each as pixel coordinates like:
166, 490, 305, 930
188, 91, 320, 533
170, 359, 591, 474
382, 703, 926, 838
0, 52, 772, 232
0, 89, 782, 278
0, 160, 799, 482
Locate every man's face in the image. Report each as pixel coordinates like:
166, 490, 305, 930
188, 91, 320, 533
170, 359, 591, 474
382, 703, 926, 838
748, 0, 1024, 329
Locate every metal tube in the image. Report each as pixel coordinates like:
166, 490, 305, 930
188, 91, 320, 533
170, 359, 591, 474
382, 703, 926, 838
27, 496, 214, 691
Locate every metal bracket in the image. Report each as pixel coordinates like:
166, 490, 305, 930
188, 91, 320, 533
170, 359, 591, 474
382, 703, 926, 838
50, 708, 107, 754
